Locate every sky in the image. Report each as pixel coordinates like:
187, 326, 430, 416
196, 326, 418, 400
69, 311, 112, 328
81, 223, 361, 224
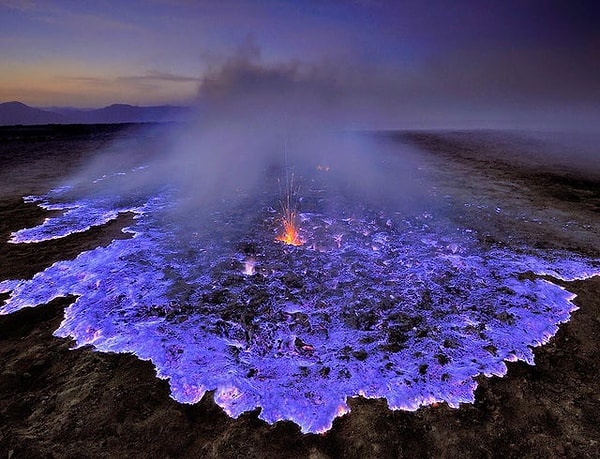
1, 0, 599, 127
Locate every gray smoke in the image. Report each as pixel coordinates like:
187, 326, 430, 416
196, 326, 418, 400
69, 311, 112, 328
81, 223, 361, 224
65, 43, 427, 226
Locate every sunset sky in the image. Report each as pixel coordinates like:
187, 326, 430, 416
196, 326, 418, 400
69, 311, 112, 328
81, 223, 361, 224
1, 0, 598, 126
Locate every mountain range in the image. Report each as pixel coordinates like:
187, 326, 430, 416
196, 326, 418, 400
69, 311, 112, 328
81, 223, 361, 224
0, 101, 191, 126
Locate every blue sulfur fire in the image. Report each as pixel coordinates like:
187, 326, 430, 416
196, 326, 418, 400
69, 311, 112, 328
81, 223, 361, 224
1, 167, 599, 434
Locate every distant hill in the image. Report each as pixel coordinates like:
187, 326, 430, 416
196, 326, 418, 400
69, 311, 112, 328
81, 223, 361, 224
0, 101, 66, 125
0, 101, 191, 126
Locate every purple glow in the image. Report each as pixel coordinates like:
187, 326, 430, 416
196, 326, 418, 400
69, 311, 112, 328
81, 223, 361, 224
1, 171, 598, 434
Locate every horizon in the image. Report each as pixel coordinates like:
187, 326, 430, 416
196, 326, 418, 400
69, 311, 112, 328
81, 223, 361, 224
1, 100, 190, 109
2, 99, 600, 132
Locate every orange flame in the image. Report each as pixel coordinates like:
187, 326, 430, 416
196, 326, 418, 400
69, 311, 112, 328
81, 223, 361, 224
276, 167, 302, 246
276, 209, 303, 246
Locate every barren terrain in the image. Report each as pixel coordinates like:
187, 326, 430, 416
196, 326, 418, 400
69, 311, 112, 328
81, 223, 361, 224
1, 125, 599, 458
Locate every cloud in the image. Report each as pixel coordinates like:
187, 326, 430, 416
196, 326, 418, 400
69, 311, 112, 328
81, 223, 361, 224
118, 71, 202, 84
52, 71, 200, 106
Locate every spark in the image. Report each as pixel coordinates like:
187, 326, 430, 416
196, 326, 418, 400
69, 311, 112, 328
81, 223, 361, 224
275, 134, 303, 246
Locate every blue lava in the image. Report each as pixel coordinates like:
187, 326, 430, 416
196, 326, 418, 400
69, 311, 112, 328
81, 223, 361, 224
1, 171, 599, 434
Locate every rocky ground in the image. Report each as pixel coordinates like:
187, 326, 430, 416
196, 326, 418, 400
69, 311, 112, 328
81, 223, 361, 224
0, 125, 599, 458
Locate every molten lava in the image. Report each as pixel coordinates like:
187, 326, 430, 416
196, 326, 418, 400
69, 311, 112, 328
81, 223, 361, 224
276, 209, 303, 246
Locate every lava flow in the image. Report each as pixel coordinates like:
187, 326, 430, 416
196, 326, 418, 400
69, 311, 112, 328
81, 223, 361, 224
2, 181, 599, 434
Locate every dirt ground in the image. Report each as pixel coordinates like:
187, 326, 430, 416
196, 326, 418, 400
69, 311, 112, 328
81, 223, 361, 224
0, 125, 599, 458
